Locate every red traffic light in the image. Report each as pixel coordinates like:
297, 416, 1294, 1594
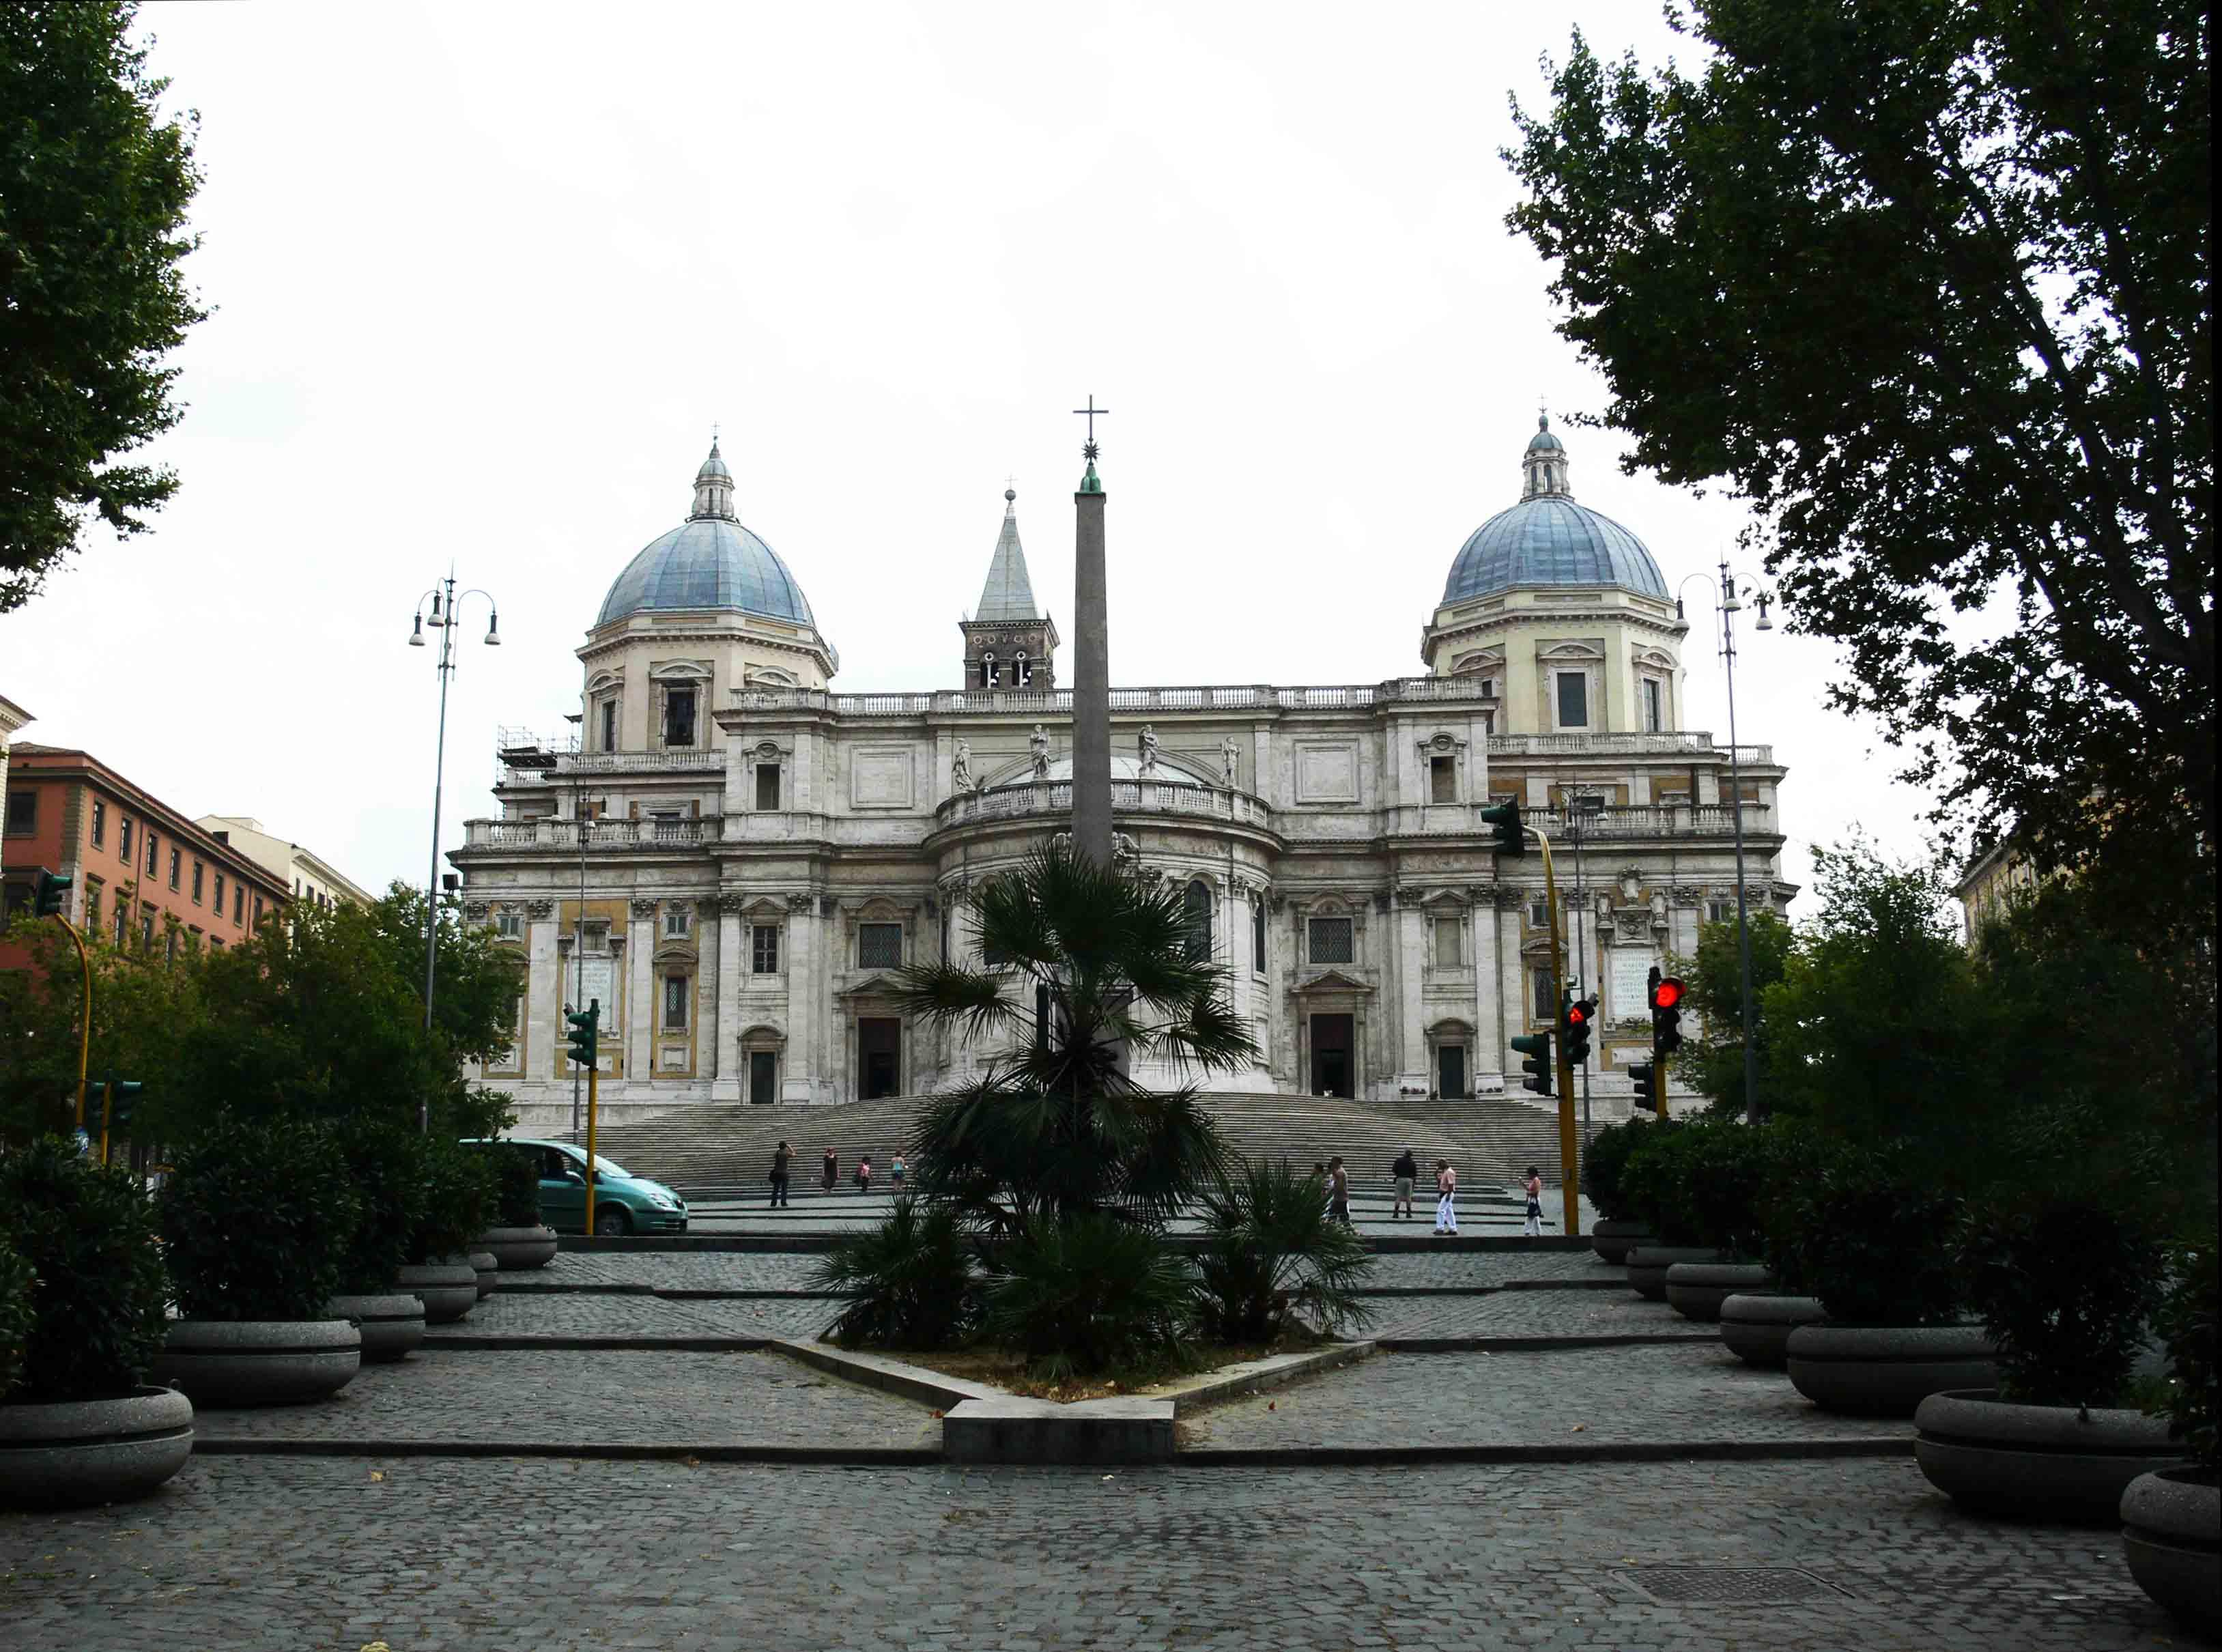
1653, 976, 1685, 1010
1565, 1002, 1588, 1025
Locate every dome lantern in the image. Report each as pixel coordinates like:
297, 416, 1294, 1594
1522, 412, 1571, 500
1438, 414, 1667, 606
691, 438, 737, 522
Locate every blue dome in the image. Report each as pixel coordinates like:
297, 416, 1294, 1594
1442, 496, 1667, 605
595, 517, 816, 629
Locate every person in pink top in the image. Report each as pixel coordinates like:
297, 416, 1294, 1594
1433, 1160, 1458, 1236
1522, 1165, 1545, 1236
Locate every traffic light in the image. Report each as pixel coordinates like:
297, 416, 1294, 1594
565, 999, 599, 1070
100, 1074, 143, 1135
1625, 1060, 1654, 1096
33, 868, 72, 920
1652, 973, 1685, 1057
1562, 995, 1596, 1068
1478, 799, 1524, 858
1511, 1029, 1554, 1096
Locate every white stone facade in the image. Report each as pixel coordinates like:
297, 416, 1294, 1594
454, 434, 1792, 1131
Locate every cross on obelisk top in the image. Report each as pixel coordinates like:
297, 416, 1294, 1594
1072, 395, 1110, 454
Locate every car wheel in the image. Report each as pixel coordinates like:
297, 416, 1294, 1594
593, 1205, 631, 1237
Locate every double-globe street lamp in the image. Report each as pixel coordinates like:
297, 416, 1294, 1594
409, 573, 501, 1133
1677, 558, 1773, 1120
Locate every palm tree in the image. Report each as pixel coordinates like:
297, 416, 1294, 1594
896, 842, 1257, 1231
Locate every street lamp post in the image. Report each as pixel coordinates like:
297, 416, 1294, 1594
563, 712, 587, 1144
409, 571, 501, 1133
1677, 560, 1774, 1120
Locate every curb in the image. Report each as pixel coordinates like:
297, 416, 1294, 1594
190, 1438, 939, 1465
1374, 1333, 1715, 1353
1176, 1438, 1915, 1466
560, 1234, 1596, 1255
419, 1335, 779, 1352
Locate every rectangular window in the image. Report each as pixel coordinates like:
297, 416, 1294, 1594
168, 847, 181, 889
663, 973, 688, 1030
140, 912, 156, 950
1529, 899, 1550, 930
113, 902, 130, 947
1644, 678, 1664, 733
1, 791, 31, 835
85, 881, 102, 931
752, 924, 780, 973
2, 883, 28, 923
755, 763, 781, 811
664, 905, 690, 938
253, 895, 264, 924
1307, 916, 1354, 965
1429, 755, 1457, 803
192, 861, 204, 903
233, 885, 245, 923
147, 834, 159, 876
1707, 898, 1736, 926
1434, 915, 1464, 967
90, 799, 106, 847
1555, 671, 1589, 729
164, 928, 177, 962
212, 872, 225, 915
1532, 966, 1556, 1021
496, 908, 522, 938
858, 922, 902, 969
119, 818, 134, 861
600, 698, 618, 752
1251, 899, 1267, 973
664, 686, 697, 748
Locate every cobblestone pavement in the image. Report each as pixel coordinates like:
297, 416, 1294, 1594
427, 1292, 835, 1342
1184, 1345, 1905, 1450
0, 1456, 2167, 1651
190, 1350, 935, 1448
1360, 1290, 1714, 1343
1358, 1249, 1615, 1287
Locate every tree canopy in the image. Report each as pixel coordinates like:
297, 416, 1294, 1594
1506, 1, 2212, 920
0, 1, 205, 612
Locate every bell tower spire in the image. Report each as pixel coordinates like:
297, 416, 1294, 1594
958, 486, 1058, 690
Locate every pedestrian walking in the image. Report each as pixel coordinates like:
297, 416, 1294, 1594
1434, 1160, 1458, 1236
1522, 1164, 1545, 1237
1327, 1156, 1352, 1226
855, 1154, 872, 1194
821, 1148, 838, 1194
890, 1152, 907, 1189
1391, 1148, 1419, 1221
1313, 1160, 1330, 1218
769, 1140, 792, 1208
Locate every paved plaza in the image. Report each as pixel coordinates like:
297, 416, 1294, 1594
1, 1245, 2188, 1652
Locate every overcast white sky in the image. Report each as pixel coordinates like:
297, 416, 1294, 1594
2, 1, 1942, 903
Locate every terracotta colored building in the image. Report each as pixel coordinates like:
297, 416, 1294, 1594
0, 744, 292, 967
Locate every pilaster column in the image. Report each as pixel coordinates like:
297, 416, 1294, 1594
1395, 894, 1427, 1096
528, 913, 559, 1083
785, 896, 817, 1101
626, 902, 653, 1082
699, 900, 725, 1096
1470, 898, 1502, 1087
715, 900, 744, 1100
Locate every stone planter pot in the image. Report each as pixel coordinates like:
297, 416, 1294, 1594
1720, 1293, 1825, 1368
0, 1386, 195, 1510
324, 1292, 427, 1364
1664, 1262, 1772, 1323
476, 1225, 558, 1270
1913, 1390, 2187, 1523
1785, 1324, 1997, 1416
2120, 1468, 2220, 1635
1625, 1247, 1716, 1302
154, 1320, 360, 1408
465, 1251, 500, 1300
394, 1263, 477, 1324
1591, 1218, 1651, 1266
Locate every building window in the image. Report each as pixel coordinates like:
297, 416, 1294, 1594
1555, 671, 1589, 729
1529, 899, 1551, 930
755, 763, 781, 811
664, 685, 697, 748
113, 902, 129, 947
168, 847, 181, 890
1, 791, 31, 835
119, 818, 134, 861
233, 885, 245, 923
253, 895, 264, 924
752, 924, 780, 973
980, 652, 997, 689
664, 904, 691, 938
192, 861, 204, 903
1183, 879, 1212, 962
858, 922, 903, 969
1434, 914, 1464, 967
1707, 898, 1737, 925
1307, 915, 1354, 965
146, 832, 159, 876
1644, 678, 1664, 733
212, 872, 225, 914
663, 973, 689, 1030
165, 928, 178, 962
1429, 754, 1457, 803
1014, 651, 1031, 686
496, 909, 522, 939
1532, 966, 1556, 1021
84, 881, 102, 931
1251, 898, 1267, 973
599, 698, 618, 752
90, 800, 106, 847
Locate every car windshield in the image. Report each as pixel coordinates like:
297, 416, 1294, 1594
554, 1148, 631, 1179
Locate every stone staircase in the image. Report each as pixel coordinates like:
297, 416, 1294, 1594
581, 1090, 1604, 1201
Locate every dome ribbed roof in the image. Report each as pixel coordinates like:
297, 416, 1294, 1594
595, 517, 816, 627
1442, 497, 1666, 603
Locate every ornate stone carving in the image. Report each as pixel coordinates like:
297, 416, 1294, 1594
1113, 831, 1140, 866
630, 897, 657, 920
950, 738, 972, 793
1670, 885, 1704, 905
463, 901, 489, 921
786, 891, 815, 913
1220, 736, 1240, 786
1494, 886, 1528, 909
526, 898, 555, 919
698, 894, 725, 916
1029, 724, 1051, 780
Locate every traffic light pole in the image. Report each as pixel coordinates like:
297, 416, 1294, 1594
1528, 829, 1582, 1240
59, 915, 91, 1136
584, 1059, 600, 1240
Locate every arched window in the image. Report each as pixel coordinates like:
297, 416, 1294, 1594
1014, 651, 1031, 686
1184, 879, 1212, 961
981, 652, 998, 689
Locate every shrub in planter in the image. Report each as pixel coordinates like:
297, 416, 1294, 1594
815, 1197, 982, 1350
155, 1113, 365, 1406
2120, 1239, 2219, 1632
409, 1136, 498, 1266
1194, 1160, 1376, 1343
1582, 1120, 1648, 1223
485, 1141, 543, 1229
1677, 1117, 1773, 1259
984, 1214, 1196, 1381
328, 1121, 431, 1362
2145, 1237, 2219, 1468
0, 1137, 191, 1509
1618, 1119, 1687, 1242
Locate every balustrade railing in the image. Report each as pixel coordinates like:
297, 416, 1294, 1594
934, 780, 1272, 829
461, 817, 720, 850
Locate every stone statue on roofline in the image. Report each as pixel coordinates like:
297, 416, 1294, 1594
1137, 724, 1160, 776
1030, 724, 1051, 780
951, 739, 973, 793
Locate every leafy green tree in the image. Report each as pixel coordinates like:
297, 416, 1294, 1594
371, 883, 528, 1066
895, 844, 1254, 1231
1669, 907, 1795, 1118
1505, 2, 2212, 920
0, 1, 206, 611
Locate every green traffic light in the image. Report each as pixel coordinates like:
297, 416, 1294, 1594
33, 868, 73, 920
1477, 799, 1525, 859
1510, 1029, 1554, 1096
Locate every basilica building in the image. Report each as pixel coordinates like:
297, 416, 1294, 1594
453, 420, 1793, 1131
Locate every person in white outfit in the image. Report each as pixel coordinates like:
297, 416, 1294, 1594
1522, 1164, 1545, 1236
1434, 1159, 1458, 1236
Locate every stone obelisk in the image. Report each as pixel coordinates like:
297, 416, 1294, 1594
1070, 398, 1111, 868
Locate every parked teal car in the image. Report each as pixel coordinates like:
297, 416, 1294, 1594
473, 1139, 689, 1236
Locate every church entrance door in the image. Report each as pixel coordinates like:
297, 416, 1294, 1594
750, 1051, 778, 1105
859, 1018, 902, 1100
1311, 1014, 1354, 1099
1437, 1043, 1466, 1100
